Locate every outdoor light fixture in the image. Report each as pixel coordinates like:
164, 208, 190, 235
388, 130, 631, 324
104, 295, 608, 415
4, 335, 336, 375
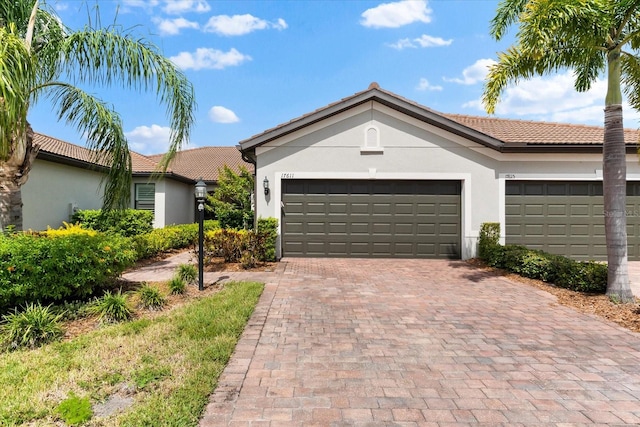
194, 178, 206, 291
263, 176, 270, 196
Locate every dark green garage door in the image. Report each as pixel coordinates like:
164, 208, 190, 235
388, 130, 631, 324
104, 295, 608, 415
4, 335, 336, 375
281, 179, 461, 258
506, 181, 640, 261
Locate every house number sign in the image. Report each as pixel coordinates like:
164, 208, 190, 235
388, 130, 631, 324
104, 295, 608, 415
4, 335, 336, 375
281, 173, 295, 179
504, 174, 516, 179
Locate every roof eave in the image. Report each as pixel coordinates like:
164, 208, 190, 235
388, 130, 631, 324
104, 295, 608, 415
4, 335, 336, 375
238, 88, 505, 153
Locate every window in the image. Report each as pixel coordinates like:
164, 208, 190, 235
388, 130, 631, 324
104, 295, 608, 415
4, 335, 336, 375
135, 183, 155, 213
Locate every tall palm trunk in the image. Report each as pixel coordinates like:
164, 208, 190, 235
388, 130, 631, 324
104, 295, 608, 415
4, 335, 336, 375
0, 123, 38, 231
603, 51, 633, 302
603, 104, 632, 300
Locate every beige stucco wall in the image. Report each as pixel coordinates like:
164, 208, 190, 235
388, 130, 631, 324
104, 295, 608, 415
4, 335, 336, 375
255, 103, 501, 259
131, 177, 196, 228
22, 159, 105, 230
22, 160, 196, 231
253, 101, 640, 259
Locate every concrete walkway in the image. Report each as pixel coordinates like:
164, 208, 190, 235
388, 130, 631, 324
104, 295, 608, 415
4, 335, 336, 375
193, 258, 640, 426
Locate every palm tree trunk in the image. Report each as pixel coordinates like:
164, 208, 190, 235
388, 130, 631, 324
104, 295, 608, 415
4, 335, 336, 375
603, 104, 633, 301
0, 124, 38, 231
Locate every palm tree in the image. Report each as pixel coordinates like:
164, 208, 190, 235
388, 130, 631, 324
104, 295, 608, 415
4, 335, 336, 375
483, 0, 640, 302
0, 0, 195, 231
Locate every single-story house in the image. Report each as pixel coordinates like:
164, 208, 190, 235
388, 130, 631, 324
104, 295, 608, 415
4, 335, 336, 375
238, 82, 640, 261
22, 133, 252, 230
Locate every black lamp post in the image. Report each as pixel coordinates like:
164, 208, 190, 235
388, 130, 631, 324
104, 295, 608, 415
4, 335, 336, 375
194, 179, 207, 291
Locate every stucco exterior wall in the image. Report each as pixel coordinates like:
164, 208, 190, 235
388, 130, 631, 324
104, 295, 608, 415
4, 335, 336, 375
252, 101, 640, 260
164, 179, 195, 226
255, 103, 501, 259
22, 159, 104, 230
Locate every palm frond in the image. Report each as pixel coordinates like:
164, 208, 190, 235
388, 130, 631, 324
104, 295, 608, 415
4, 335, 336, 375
61, 28, 196, 169
44, 83, 132, 210
621, 54, 640, 110
490, 0, 529, 40
0, 25, 36, 159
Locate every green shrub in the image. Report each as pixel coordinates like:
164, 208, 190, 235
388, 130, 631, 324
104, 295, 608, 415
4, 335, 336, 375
205, 224, 277, 264
132, 220, 219, 260
478, 222, 502, 265
256, 217, 278, 261
72, 209, 154, 237
177, 264, 197, 284
0, 303, 64, 350
88, 290, 133, 324
137, 283, 166, 311
0, 233, 137, 312
55, 392, 92, 426
490, 244, 607, 294
551, 256, 607, 293
168, 276, 187, 295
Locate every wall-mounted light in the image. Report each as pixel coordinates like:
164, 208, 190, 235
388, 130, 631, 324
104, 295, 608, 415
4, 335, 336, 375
263, 176, 270, 196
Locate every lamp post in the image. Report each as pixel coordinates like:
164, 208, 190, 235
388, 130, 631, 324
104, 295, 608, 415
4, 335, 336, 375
194, 179, 207, 291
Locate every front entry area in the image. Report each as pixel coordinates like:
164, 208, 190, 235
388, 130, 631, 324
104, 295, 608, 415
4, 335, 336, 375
281, 179, 461, 258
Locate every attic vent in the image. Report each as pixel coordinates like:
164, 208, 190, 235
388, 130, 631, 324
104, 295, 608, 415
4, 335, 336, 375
366, 127, 378, 147
361, 126, 384, 154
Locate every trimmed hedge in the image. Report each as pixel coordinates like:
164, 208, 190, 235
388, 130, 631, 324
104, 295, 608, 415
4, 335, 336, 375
478, 222, 607, 293
72, 209, 154, 237
256, 217, 278, 261
132, 220, 219, 260
0, 233, 137, 312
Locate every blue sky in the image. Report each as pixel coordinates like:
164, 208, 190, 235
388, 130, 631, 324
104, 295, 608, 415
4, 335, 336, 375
29, 0, 640, 155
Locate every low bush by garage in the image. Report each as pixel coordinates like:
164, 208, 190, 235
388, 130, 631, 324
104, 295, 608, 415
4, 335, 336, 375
478, 222, 607, 293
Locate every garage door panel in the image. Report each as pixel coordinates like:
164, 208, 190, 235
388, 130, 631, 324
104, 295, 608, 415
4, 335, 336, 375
282, 179, 460, 258
506, 181, 640, 261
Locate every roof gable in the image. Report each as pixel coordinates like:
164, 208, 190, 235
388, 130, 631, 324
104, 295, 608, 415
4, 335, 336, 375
238, 83, 640, 154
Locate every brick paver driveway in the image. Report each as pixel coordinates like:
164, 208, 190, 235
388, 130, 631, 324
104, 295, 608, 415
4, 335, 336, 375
200, 258, 640, 426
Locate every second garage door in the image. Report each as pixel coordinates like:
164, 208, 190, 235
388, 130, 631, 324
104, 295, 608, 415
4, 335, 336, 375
281, 179, 461, 258
506, 181, 640, 261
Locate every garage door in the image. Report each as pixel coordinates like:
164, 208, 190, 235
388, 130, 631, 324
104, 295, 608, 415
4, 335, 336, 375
506, 181, 640, 261
281, 179, 461, 258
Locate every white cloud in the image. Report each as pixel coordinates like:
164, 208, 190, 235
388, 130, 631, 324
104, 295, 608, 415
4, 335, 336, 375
169, 48, 251, 70
209, 106, 240, 123
388, 34, 452, 49
204, 14, 287, 36
445, 58, 496, 85
154, 17, 199, 35
126, 124, 172, 155
416, 78, 442, 91
460, 71, 640, 127
54, 2, 69, 11
414, 34, 452, 47
162, 0, 210, 14
361, 0, 432, 28
120, 0, 159, 12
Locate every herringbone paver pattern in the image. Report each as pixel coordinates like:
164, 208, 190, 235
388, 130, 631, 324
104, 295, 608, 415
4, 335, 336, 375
200, 258, 640, 426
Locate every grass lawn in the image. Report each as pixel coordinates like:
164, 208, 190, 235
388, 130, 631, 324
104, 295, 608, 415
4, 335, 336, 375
0, 281, 264, 426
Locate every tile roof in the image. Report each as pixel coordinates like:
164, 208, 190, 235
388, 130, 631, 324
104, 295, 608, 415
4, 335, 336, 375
442, 114, 640, 145
34, 132, 160, 173
148, 146, 253, 182
33, 133, 250, 182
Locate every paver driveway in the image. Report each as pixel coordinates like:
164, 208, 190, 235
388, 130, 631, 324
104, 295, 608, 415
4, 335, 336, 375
200, 258, 640, 426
